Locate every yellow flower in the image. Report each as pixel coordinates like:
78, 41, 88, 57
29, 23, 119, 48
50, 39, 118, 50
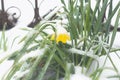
51, 33, 70, 43
51, 21, 70, 43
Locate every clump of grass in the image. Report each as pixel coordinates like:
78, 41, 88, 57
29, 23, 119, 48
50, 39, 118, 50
0, 0, 120, 80
0, 24, 8, 51
61, 0, 120, 79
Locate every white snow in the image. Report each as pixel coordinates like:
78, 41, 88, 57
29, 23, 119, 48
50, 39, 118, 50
110, 32, 120, 48
19, 48, 45, 62
0, 0, 120, 80
98, 51, 120, 80
61, 66, 91, 80
70, 66, 91, 80
68, 48, 99, 59
70, 74, 91, 80
0, 60, 14, 79
88, 51, 120, 80
11, 70, 30, 80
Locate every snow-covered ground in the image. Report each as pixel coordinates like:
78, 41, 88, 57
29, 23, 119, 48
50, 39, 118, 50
0, 0, 120, 80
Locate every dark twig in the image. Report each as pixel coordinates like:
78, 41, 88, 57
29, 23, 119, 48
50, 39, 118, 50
28, 0, 41, 28
110, 25, 120, 32
1, 0, 5, 12
0, 0, 20, 30
102, 0, 120, 32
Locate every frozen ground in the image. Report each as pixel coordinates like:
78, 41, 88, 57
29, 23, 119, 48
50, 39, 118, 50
0, 0, 120, 80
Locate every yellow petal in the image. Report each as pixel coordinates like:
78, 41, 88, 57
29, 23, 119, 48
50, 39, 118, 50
50, 34, 55, 40
56, 33, 70, 43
